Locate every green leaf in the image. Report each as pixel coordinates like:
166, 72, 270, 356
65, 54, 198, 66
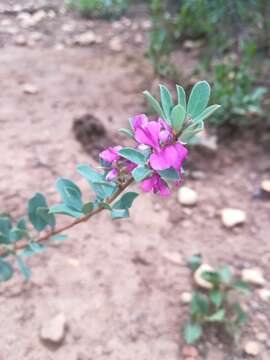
0, 217, 12, 244
16, 255, 31, 281
209, 289, 224, 308
233, 280, 251, 296
184, 322, 203, 344
207, 309, 225, 322
111, 209, 129, 220
217, 266, 232, 285
191, 292, 209, 317
50, 204, 83, 218
22, 242, 45, 257
132, 166, 153, 182
0, 258, 14, 282
92, 181, 118, 199
171, 104, 186, 133
36, 207, 56, 229
50, 234, 68, 242
160, 85, 174, 123
118, 128, 133, 138
82, 202, 94, 215
187, 254, 202, 271
187, 81, 211, 118
231, 303, 248, 326
158, 168, 180, 181
28, 193, 49, 231
56, 178, 83, 211
118, 148, 146, 166
193, 105, 221, 123
176, 85, 186, 110
201, 271, 221, 287
179, 120, 204, 143
17, 218, 27, 230
112, 192, 138, 209
143, 90, 165, 118
77, 164, 104, 183
10, 228, 28, 242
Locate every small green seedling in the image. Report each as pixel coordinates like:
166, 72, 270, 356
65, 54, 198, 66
184, 255, 252, 345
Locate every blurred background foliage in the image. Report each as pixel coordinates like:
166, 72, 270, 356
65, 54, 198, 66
67, 0, 269, 128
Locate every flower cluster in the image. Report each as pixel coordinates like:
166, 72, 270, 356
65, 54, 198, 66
100, 114, 188, 196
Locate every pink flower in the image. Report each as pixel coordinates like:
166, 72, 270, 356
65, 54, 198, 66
140, 173, 170, 197
132, 115, 188, 171
99, 146, 122, 163
106, 168, 119, 181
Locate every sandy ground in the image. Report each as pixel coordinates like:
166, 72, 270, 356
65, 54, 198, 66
0, 2, 269, 360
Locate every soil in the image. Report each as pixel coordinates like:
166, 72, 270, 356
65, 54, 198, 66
0, 1, 269, 360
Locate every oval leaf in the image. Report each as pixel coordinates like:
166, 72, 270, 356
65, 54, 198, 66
171, 104, 186, 133
187, 81, 211, 118
184, 322, 203, 344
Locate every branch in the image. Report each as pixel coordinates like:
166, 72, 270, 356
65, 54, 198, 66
0, 178, 134, 257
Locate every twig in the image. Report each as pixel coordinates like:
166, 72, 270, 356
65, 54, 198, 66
0, 178, 134, 257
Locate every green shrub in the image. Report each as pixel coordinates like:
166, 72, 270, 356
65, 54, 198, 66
184, 255, 252, 345
67, 0, 130, 19
210, 59, 267, 126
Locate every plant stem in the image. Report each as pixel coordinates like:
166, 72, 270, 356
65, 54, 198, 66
0, 178, 134, 257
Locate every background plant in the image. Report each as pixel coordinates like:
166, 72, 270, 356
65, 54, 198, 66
0, 81, 220, 282
66, 0, 130, 19
184, 255, 252, 345
146, 0, 269, 127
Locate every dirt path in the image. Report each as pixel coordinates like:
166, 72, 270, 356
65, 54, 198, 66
0, 2, 269, 360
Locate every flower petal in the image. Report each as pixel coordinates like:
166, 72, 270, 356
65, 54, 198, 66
100, 146, 122, 163
132, 114, 148, 129
140, 177, 154, 193
134, 121, 161, 149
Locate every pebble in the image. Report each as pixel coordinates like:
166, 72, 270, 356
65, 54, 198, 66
178, 187, 198, 206
221, 208, 246, 228
256, 332, 267, 342
196, 132, 218, 152
261, 180, 270, 194
134, 33, 143, 44
163, 251, 182, 265
258, 289, 270, 301
194, 264, 215, 289
244, 341, 261, 356
22, 84, 39, 95
190, 170, 207, 181
74, 31, 102, 46
40, 313, 67, 344
181, 292, 192, 304
182, 345, 199, 358
14, 34, 27, 46
109, 37, 123, 52
241, 268, 266, 286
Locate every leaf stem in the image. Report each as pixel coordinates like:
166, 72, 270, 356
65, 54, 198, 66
0, 178, 134, 257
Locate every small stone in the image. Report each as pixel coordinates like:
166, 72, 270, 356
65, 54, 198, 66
66, 258, 80, 267
134, 33, 143, 44
62, 22, 76, 33
221, 208, 246, 228
163, 251, 182, 265
256, 332, 267, 342
22, 84, 39, 95
141, 19, 151, 30
40, 313, 67, 344
74, 31, 102, 46
244, 341, 261, 356
181, 292, 192, 304
29, 32, 43, 41
261, 180, 270, 194
258, 289, 270, 302
109, 37, 123, 52
241, 268, 266, 286
190, 170, 207, 181
182, 345, 199, 357
196, 132, 218, 153
183, 39, 204, 50
14, 35, 27, 46
194, 264, 215, 289
178, 187, 198, 206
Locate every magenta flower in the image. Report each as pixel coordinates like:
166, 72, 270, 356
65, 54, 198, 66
106, 168, 119, 181
99, 146, 122, 163
140, 173, 170, 197
132, 115, 188, 171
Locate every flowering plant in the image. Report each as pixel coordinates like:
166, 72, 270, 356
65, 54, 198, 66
0, 81, 220, 282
